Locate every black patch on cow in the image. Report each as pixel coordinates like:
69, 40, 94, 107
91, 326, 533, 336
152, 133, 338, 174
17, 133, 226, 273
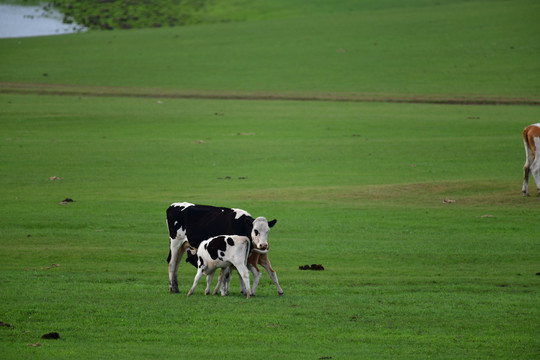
167, 204, 254, 248
198, 256, 204, 268
206, 236, 227, 260
226, 237, 235, 246
219, 250, 226, 260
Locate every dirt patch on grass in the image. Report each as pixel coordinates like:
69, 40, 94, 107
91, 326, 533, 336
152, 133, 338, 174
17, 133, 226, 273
1, 82, 538, 106
224, 181, 538, 208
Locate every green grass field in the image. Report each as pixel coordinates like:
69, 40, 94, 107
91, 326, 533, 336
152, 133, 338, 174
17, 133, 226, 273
1, 0, 540, 359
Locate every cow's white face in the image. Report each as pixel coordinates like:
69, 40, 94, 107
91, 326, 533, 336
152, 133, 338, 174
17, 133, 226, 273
251, 217, 277, 251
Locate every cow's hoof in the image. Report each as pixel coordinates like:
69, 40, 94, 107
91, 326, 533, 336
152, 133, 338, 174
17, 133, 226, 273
278, 292, 284, 297
169, 287, 180, 293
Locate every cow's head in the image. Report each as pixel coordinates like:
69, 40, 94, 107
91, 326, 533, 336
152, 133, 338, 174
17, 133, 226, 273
251, 217, 277, 251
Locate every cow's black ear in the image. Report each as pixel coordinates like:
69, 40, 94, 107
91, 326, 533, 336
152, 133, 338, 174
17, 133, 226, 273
268, 219, 277, 228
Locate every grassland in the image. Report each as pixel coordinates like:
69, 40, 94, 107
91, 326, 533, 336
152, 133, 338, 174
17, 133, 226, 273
1, 0, 539, 99
1, 0, 540, 359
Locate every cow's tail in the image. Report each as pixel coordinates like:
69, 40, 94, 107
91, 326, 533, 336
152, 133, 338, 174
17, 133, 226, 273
524, 127, 532, 153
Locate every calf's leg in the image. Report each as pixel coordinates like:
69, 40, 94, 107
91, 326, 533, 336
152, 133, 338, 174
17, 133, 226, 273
214, 267, 232, 296
187, 267, 204, 296
204, 269, 217, 295
248, 263, 262, 296
258, 253, 284, 296
235, 264, 251, 299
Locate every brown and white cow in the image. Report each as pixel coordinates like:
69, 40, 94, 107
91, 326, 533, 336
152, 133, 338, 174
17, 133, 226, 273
214, 248, 283, 297
522, 123, 540, 196
187, 235, 252, 299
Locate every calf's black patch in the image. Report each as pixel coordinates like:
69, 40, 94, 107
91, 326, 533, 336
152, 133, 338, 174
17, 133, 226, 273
226, 237, 235, 246
207, 236, 228, 260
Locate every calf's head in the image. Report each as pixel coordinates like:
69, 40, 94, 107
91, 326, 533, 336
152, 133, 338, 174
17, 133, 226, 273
251, 217, 277, 251
185, 248, 198, 268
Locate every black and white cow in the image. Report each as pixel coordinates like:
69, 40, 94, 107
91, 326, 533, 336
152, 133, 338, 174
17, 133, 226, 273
166, 202, 278, 293
187, 235, 252, 299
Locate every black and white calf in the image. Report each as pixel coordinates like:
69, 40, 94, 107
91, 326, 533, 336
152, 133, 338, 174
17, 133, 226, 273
187, 235, 252, 299
213, 248, 283, 297
166, 202, 278, 293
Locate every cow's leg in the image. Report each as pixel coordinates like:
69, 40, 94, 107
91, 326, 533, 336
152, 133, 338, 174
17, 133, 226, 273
213, 269, 223, 295
523, 140, 534, 196
187, 267, 204, 296
523, 165, 530, 196
235, 264, 251, 299
258, 253, 284, 296
531, 157, 540, 195
168, 240, 188, 293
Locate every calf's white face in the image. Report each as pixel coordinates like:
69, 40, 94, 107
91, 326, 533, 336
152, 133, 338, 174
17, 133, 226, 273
251, 217, 277, 251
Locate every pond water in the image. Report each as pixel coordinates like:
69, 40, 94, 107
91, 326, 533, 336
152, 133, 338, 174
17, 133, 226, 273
0, 4, 87, 38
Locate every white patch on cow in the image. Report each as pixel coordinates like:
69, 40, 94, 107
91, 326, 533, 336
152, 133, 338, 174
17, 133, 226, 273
171, 202, 194, 210
232, 208, 251, 219
533, 123, 540, 129
176, 226, 187, 239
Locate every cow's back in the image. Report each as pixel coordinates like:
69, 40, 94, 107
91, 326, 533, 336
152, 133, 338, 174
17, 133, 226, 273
167, 203, 253, 249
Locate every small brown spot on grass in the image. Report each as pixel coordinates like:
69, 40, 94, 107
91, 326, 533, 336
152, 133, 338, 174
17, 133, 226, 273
41, 332, 60, 340
299, 264, 325, 271
59, 198, 74, 205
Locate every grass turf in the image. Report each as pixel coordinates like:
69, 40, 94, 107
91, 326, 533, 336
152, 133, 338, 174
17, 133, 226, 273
1, 94, 539, 358
1, 0, 540, 358
1, 0, 539, 98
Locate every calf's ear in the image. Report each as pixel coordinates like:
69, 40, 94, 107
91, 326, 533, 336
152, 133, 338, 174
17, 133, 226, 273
268, 219, 277, 228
